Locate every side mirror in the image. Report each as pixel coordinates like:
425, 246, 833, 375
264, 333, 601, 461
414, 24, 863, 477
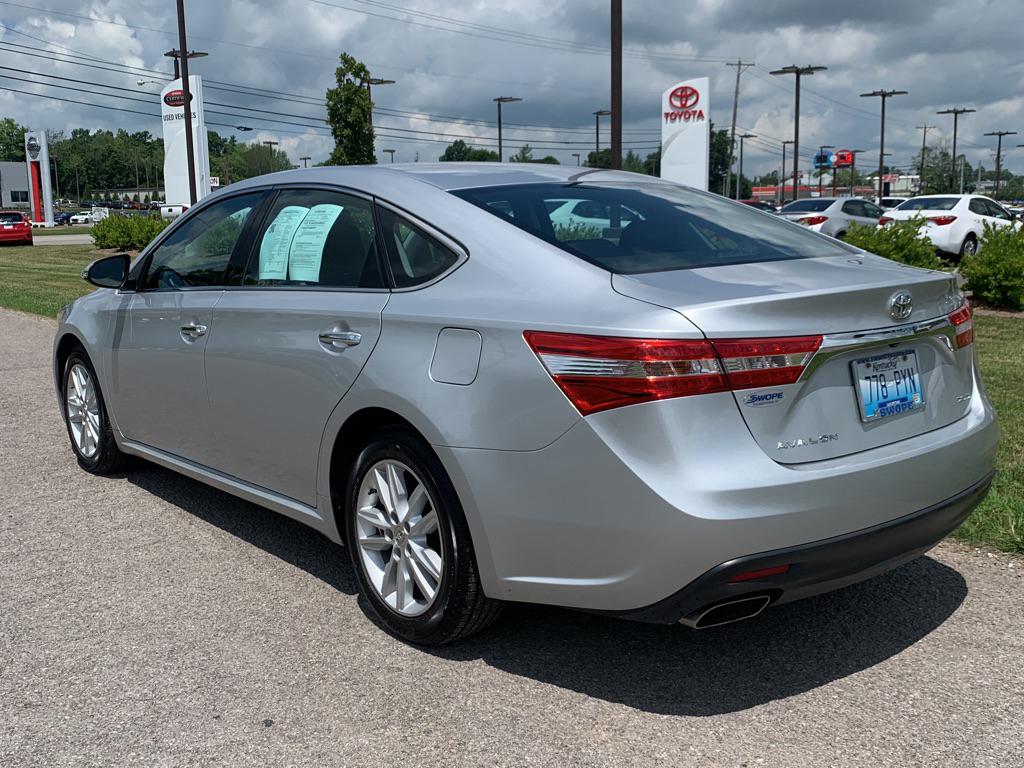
82, 253, 129, 289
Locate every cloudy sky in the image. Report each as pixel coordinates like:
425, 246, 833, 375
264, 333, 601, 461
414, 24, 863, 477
1, 0, 1021, 179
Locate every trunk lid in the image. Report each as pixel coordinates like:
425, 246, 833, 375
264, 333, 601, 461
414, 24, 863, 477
613, 255, 974, 463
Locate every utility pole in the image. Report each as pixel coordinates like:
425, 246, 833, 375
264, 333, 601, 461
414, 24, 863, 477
593, 109, 611, 165
299, 155, 311, 168
382, 150, 395, 164
780, 139, 794, 205
174, 0, 197, 205
860, 89, 907, 202
723, 59, 754, 197
770, 65, 827, 202
983, 130, 1016, 195
610, 0, 622, 169
916, 125, 934, 193
937, 107, 975, 192
735, 133, 755, 199
493, 97, 522, 162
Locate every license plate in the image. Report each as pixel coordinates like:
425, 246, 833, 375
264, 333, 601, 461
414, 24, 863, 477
852, 350, 924, 422
2, 225, 11, 230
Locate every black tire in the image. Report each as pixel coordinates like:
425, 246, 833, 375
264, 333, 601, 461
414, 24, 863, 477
959, 234, 978, 260
61, 348, 128, 474
345, 427, 503, 645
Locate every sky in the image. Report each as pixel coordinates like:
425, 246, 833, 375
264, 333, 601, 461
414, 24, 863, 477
1, 0, 1022, 179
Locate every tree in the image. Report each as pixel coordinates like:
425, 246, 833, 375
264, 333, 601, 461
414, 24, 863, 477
438, 139, 499, 162
325, 52, 375, 165
535, 155, 560, 164
644, 149, 661, 176
622, 150, 644, 174
510, 144, 534, 163
586, 148, 612, 168
708, 123, 731, 195
0, 118, 26, 161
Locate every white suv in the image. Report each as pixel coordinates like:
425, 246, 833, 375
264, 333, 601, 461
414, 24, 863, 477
881, 194, 1018, 259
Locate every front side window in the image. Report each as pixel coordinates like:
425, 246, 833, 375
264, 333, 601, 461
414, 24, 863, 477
378, 208, 459, 288
142, 193, 263, 290
244, 189, 383, 289
983, 199, 1010, 220
455, 182, 850, 274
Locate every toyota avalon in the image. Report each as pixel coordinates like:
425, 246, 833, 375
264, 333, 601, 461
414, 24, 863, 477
54, 164, 998, 644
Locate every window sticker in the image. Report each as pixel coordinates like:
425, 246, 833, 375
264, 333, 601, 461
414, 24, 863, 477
287, 203, 344, 282
258, 206, 309, 281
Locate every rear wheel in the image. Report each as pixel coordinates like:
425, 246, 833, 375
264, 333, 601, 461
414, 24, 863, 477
62, 349, 127, 474
345, 427, 502, 645
959, 234, 978, 259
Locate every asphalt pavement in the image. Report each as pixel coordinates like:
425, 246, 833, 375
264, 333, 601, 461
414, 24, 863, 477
33, 233, 93, 245
2, 306, 1023, 767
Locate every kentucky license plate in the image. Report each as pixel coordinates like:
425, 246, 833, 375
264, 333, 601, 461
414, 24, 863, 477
852, 350, 924, 422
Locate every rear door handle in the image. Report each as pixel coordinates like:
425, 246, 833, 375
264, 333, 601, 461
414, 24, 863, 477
180, 323, 208, 340
319, 331, 362, 349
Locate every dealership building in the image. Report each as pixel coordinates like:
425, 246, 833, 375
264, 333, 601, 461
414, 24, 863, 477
0, 161, 30, 209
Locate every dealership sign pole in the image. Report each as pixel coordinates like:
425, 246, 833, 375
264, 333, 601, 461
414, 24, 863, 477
161, 76, 211, 208
23, 131, 54, 225
660, 78, 709, 190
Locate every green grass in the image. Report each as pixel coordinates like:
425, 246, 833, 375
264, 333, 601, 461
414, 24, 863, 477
32, 225, 94, 236
0, 243, 1021, 552
953, 314, 1024, 553
0, 243, 96, 316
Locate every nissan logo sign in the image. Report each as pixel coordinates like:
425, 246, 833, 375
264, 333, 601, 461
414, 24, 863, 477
668, 85, 700, 110
26, 135, 41, 160
163, 89, 192, 107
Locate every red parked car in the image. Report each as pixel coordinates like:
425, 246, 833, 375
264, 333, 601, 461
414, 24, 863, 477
0, 211, 32, 245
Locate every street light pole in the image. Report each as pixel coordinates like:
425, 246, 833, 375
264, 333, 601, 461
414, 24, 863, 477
610, 0, 622, 170
916, 125, 934, 194
174, 0, 198, 205
364, 76, 396, 137
493, 97, 522, 162
736, 133, 755, 199
983, 130, 1016, 195
299, 156, 311, 168
383, 149, 395, 163
770, 64, 827, 202
593, 109, 612, 165
847, 149, 865, 196
572, 152, 581, 166
262, 140, 279, 174
861, 89, 908, 202
781, 139, 794, 205
937, 107, 976, 192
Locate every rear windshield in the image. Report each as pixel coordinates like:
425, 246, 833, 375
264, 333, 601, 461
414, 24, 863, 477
0, 213, 23, 223
780, 199, 833, 213
453, 181, 849, 274
896, 197, 959, 211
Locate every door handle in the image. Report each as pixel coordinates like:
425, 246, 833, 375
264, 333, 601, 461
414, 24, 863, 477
319, 331, 362, 349
180, 323, 208, 340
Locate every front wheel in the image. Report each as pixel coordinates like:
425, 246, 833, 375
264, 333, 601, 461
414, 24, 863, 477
62, 349, 127, 474
345, 428, 502, 645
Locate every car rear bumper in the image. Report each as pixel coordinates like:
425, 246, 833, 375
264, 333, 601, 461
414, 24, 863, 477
611, 470, 994, 625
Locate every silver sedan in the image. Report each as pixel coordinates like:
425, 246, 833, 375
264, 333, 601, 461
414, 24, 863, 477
55, 164, 998, 644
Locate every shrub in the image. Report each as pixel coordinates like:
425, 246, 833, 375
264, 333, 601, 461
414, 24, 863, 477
842, 217, 948, 271
554, 222, 603, 241
960, 223, 1024, 310
91, 214, 169, 251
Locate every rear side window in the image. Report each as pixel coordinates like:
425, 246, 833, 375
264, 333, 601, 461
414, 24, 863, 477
378, 208, 459, 288
898, 197, 959, 211
454, 182, 848, 274
142, 192, 263, 290
244, 189, 383, 289
969, 199, 987, 215
780, 199, 832, 213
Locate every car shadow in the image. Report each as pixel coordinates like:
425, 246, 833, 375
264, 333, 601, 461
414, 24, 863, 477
123, 461, 966, 717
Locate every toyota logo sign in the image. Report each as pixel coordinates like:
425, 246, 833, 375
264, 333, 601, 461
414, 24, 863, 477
163, 89, 192, 108
668, 85, 700, 110
889, 290, 914, 322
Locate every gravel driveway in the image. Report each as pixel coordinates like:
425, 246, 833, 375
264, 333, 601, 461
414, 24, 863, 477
2, 307, 1022, 767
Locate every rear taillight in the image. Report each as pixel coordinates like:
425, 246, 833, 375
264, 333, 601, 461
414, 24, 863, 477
524, 332, 822, 415
948, 303, 973, 348
878, 216, 893, 226
928, 215, 957, 226
523, 332, 726, 415
713, 336, 823, 389
798, 215, 828, 226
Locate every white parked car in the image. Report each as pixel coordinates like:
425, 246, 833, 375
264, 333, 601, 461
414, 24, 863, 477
881, 195, 1018, 259
69, 212, 93, 225
878, 196, 910, 210
546, 198, 638, 235
777, 197, 884, 239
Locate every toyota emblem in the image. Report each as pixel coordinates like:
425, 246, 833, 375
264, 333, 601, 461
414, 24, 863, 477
889, 290, 913, 321
668, 85, 700, 110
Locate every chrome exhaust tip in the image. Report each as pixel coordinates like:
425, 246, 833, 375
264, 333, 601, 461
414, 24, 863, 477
681, 594, 772, 629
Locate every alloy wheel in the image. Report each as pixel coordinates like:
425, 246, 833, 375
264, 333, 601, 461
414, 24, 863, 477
355, 460, 444, 617
66, 363, 101, 458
